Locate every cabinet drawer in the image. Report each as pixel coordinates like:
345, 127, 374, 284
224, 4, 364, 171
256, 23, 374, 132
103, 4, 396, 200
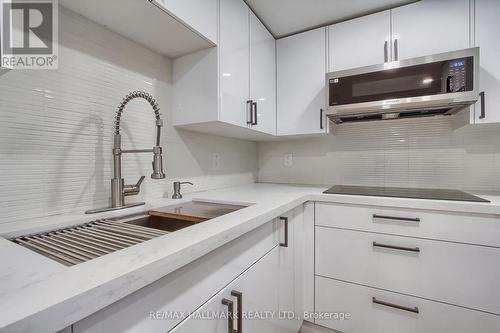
315, 276, 500, 333
74, 221, 278, 333
315, 226, 500, 314
315, 202, 500, 247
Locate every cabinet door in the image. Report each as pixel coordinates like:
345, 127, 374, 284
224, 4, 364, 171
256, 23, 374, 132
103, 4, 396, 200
171, 246, 281, 333
474, 0, 500, 124
249, 11, 276, 135
277, 27, 327, 136
219, 0, 249, 127
328, 10, 391, 72
276, 207, 303, 333
391, 0, 470, 61
157, 0, 217, 43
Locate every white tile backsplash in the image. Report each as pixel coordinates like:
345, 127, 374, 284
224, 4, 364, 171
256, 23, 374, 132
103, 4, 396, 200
258, 118, 500, 191
0, 7, 257, 227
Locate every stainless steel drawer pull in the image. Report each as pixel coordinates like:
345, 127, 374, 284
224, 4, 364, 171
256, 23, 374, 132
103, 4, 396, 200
231, 290, 243, 333
222, 298, 234, 333
373, 241, 420, 253
279, 216, 288, 247
373, 214, 420, 223
373, 297, 419, 314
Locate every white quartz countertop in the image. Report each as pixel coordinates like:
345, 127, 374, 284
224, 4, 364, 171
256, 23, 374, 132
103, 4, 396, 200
1, 183, 500, 332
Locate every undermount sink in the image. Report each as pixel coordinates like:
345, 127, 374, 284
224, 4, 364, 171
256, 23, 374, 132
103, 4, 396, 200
11, 201, 247, 266
117, 200, 247, 232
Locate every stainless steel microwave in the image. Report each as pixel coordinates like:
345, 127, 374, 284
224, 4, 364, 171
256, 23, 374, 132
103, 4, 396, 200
325, 47, 479, 124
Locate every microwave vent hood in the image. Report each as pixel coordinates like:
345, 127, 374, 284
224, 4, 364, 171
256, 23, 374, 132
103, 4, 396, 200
325, 48, 479, 125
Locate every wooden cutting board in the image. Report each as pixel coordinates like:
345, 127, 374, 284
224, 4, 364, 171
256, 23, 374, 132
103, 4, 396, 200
148, 201, 246, 223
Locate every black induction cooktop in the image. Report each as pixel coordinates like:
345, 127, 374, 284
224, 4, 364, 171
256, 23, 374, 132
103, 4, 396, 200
323, 185, 490, 203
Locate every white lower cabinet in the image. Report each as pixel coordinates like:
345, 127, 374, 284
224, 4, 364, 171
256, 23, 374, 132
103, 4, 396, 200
316, 226, 500, 315
73, 221, 279, 333
171, 246, 281, 333
315, 276, 500, 333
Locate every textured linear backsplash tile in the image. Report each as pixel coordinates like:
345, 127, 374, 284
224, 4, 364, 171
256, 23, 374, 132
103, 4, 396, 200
258, 118, 500, 191
0, 7, 257, 227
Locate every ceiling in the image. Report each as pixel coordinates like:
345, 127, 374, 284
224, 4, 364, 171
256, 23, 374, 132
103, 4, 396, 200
245, 0, 419, 38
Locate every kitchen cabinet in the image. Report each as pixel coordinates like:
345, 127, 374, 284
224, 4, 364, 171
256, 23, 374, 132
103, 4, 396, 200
327, 0, 470, 72
328, 10, 391, 72
173, 0, 276, 139
171, 246, 281, 333
156, 0, 218, 43
277, 27, 327, 136
219, 0, 250, 127
249, 11, 276, 135
315, 276, 500, 333
313, 201, 500, 332
474, 0, 500, 124
391, 0, 470, 60
73, 221, 279, 333
276, 206, 304, 333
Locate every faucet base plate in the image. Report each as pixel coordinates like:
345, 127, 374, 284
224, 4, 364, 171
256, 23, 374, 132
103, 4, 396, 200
85, 202, 145, 214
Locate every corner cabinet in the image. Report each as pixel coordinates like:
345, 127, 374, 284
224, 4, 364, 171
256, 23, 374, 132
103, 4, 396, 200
277, 27, 327, 136
473, 0, 500, 124
173, 0, 276, 140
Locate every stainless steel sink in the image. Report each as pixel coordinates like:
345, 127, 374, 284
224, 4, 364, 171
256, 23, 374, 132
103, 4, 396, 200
11, 201, 246, 266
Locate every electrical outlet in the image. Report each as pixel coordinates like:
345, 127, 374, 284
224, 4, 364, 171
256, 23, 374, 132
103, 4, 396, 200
212, 153, 220, 171
284, 153, 293, 167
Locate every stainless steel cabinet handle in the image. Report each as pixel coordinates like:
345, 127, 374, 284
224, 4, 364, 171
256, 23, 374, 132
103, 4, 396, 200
221, 298, 234, 333
393, 38, 399, 61
246, 100, 253, 125
373, 241, 420, 253
231, 290, 243, 333
320, 109, 324, 129
479, 91, 486, 119
252, 101, 258, 125
373, 297, 419, 314
279, 216, 288, 247
384, 41, 388, 62
373, 214, 420, 223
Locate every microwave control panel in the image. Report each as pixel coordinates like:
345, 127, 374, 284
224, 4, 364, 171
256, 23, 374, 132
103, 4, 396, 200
445, 59, 467, 93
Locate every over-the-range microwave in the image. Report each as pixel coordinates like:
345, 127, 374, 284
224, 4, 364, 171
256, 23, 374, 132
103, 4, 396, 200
325, 47, 479, 124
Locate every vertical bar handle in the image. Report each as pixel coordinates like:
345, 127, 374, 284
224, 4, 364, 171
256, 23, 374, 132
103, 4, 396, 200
384, 41, 388, 62
479, 91, 486, 119
279, 216, 288, 247
221, 298, 234, 333
231, 290, 243, 333
246, 100, 253, 125
320, 109, 324, 130
252, 102, 258, 125
393, 39, 399, 61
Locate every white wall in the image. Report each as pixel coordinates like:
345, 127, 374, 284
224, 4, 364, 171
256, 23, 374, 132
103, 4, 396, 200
259, 118, 500, 192
0, 7, 257, 228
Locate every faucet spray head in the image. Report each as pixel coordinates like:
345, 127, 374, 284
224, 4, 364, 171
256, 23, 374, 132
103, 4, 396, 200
151, 146, 165, 179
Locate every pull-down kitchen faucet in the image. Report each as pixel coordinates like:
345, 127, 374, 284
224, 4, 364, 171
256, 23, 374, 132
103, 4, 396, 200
86, 91, 165, 214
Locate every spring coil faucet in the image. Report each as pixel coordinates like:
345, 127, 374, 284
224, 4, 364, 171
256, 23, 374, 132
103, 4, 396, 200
86, 91, 166, 214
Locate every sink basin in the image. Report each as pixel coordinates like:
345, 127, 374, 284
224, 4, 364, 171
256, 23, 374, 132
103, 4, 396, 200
119, 200, 247, 232
11, 201, 247, 266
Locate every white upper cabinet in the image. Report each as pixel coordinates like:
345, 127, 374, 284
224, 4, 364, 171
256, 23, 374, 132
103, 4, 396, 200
219, 0, 250, 127
328, 10, 391, 72
277, 27, 327, 136
474, 0, 500, 124
249, 12, 277, 135
156, 0, 218, 43
391, 0, 470, 60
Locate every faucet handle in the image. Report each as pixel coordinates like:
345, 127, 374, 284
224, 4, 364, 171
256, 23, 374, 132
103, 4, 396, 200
124, 176, 145, 196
